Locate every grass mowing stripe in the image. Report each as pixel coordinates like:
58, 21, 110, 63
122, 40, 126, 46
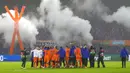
0, 62, 130, 73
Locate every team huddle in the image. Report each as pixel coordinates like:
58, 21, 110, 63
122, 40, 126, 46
21, 45, 129, 69
30, 45, 102, 68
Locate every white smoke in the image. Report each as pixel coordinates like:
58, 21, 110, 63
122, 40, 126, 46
72, 0, 130, 32
25, 14, 45, 29
0, 0, 93, 47
104, 6, 130, 29
72, 0, 130, 30
72, 0, 108, 17
0, 10, 39, 47
38, 0, 93, 46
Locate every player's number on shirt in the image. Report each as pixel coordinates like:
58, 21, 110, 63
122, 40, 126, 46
0, 55, 4, 61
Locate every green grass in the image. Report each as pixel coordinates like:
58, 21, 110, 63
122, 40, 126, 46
0, 62, 130, 73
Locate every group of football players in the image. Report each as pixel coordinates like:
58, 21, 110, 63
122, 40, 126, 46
30, 45, 105, 68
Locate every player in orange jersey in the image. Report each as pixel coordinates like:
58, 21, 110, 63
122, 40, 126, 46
65, 46, 70, 67
49, 47, 54, 67
44, 47, 50, 68
74, 46, 82, 68
51, 46, 59, 68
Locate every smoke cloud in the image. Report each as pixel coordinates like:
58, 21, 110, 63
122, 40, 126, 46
72, 0, 109, 18
104, 6, 130, 29
0, 10, 39, 47
72, 0, 130, 30
71, 0, 130, 37
37, 0, 93, 46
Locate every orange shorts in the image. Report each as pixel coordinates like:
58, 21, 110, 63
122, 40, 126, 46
38, 58, 42, 61
65, 57, 69, 61
76, 56, 82, 61
52, 55, 59, 61
33, 57, 38, 62
49, 56, 52, 61
44, 56, 49, 63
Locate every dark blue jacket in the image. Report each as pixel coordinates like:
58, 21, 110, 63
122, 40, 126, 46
58, 47, 65, 58
30, 50, 34, 60
81, 47, 89, 58
120, 48, 129, 58
70, 46, 76, 57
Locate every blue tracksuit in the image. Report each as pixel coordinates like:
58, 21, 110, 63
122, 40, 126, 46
81, 48, 89, 59
58, 47, 66, 66
120, 48, 129, 68
70, 46, 76, 57
120, 48, 129, 58
58, 47, 65, 58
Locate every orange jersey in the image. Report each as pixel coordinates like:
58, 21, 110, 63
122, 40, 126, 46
49, 49, 53, 58
54, 54, 59, 61
44, 50, 51, 57
65, 48, 70, 58
44, 50, 50, 62
74, 48, 81, 57
53, 48, 58, 54
51, 48, 59, 61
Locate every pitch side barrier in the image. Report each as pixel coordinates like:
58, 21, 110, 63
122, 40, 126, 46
0, 54, 130, 62
0, 55, 21, 61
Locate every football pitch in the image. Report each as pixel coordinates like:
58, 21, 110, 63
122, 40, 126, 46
0, 62, 130, 73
